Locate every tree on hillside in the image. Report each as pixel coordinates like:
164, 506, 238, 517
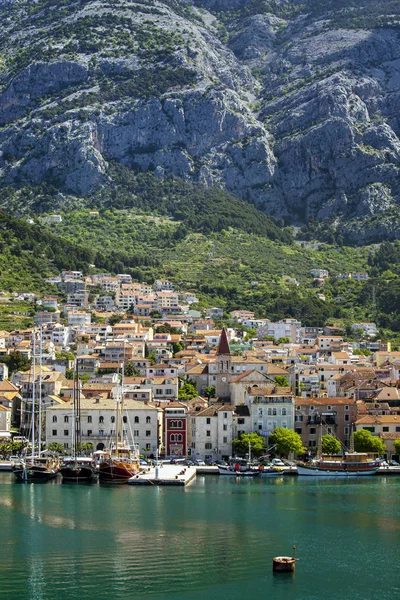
124, 361, 140, 377
3, 351, 31, 374
232, 433, 265, 458
321, 434, 341, 455
269, 427, 306, 456
353, 429, 386, 454
274, 375, 289, 387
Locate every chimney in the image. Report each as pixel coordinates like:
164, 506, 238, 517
95, 394, 101, 404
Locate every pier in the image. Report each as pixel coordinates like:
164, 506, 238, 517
128, 465, 197, 486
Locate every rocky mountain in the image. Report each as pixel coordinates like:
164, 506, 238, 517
0, 0, 400, 240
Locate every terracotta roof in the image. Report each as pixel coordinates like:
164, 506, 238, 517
295, 397, 356, 406
355, 415, 400, 424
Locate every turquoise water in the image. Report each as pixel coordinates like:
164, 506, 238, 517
0, 473, 399, 600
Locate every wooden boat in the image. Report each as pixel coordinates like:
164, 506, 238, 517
60, 363, 95, 483
14, 330, 60, 483
99, 446, 140, 483
273, 556, 297, 572
61, 457, 96, 483
14, 456, 59, 482
296, 453, 380, 476
98, 381, 140, 484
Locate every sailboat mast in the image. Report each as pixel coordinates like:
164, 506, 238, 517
38, 326, 42, 454
31, 330, 36, 462
72, 359, 76, 458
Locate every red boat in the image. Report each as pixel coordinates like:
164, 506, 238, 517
99, 447, 140, 483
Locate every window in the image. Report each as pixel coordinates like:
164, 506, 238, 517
178, 420, 182, 428
64, 416, 69, 423
146, 430, 151, 437
99, 429, 104, 436
99, 416, 104, 423
310, 406, 314, 411
345, 405, 349, 411
134, 430, 139, 437
123, 416, 127, 423
52, 429, 57, 436
134, 416, 139, 423
383, 427, 389, 432
87, 430, 92, 436
295, 415, 303, 422
64, 429, 69, 436
223, 424, 227, 431
206, 430, 211, 437
396, 427, 400, 433
344, 414, 350, 422
295, 427, 302, 435
296, 405, 301, 410
146, 443, 151, 451
327, 427, 332, 434
273, 408, 277, 416
170, 434, 175, 442
310, 428, 316, 435
282, 408, 287, 416
52, 416, 57, 423
327, 406, 332, 411
111, 416, 115, 423
223, 437, 227, 443
88, 416, 92, 423
64, 443, 69, 449
146, 416, 151, 424
206, 418, 211, 425
177, 434, 183, 442
363, 427, 375, 433
165, 389, 173, 395
205, 443, 212, 450
259, 408, 263, 417
223, 412, 227, 418
344, 427, 349, 434
308, 440, 316, 447
238, 418, 245, 424
268, 408, 272, 416
258, 424, 262, 430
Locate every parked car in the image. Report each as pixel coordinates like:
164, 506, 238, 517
169, 458, 178, 464
194, 460, 206, 466
183, 459, 194, 466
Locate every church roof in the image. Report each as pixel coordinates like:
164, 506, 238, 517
217, 328, 230, 356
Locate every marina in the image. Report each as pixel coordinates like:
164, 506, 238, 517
0, 473, 399, 600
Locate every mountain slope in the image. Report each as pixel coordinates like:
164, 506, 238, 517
0, 0, 399, 238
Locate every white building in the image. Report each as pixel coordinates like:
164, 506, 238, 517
46, 397, 163, 456
257, 319, 301, 343
67, 311, 91, 328
352, 322, 378, 337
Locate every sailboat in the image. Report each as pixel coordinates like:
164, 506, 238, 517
60, 362, 96, 483
14, 329, 59, 482
98, 377, 140, 483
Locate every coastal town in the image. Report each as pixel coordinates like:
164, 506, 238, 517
0, 268, 399, 467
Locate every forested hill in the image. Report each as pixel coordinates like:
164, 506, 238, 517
0, 0, 399, 240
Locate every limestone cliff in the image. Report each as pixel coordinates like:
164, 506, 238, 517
0, 0, 399, 236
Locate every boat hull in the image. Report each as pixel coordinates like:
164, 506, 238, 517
99, 460, 139, 483
296, 465, 379, 477
60, 466, 95, 483
218, 466, 259, 477
14, 466, 58, 482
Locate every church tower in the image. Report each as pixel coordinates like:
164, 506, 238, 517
215, 328, 231, 400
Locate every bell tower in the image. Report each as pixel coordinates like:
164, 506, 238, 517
215, 328, 231, 400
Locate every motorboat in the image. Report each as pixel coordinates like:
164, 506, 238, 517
296, 453, 380, 476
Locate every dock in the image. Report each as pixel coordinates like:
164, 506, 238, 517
128, 465, 197, 486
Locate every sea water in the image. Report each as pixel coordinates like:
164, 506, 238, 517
0, 473, 399, 600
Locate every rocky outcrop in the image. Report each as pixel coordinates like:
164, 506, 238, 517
0, 0, 399, 235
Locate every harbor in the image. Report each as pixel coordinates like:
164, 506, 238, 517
0, 472, 399, 600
